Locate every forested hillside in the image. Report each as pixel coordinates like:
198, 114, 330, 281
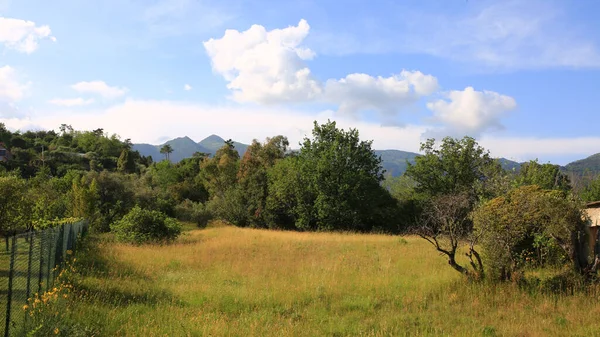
564, 153, 600, 175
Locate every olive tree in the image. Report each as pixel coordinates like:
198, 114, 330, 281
406, 137, 502, 277
415, 192, 484, 278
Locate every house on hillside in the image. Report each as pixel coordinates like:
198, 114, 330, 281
0, 143, 11, 162
585, 201, 600, 254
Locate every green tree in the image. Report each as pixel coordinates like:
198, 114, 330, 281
200, 141, 240, 199
237, 136, 289, 227
264, 156, 301, 229
514, 160, 571, 192
580, 174, 600, 202
89, 171, 135, 232
117, 149, 136, 173
0, 175, 33, 238
266, 121, 398, 232
406, 137, 504, 277
71, 176, 100, 223
160, 144, 173, 161
405, 136, 502, 200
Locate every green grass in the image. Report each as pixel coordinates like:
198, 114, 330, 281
23, 224, 600, 336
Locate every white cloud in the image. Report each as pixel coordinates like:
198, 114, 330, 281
0, 99, 425, 151
1, 99, 599, 165
184, 84, 192, 91
480, 136, 600, 164
0, 17, 55, 53
324, 71, 438, 116
203, 19, 322, 104
0, 65, 28, 102
48, 98, 95, 107
426, 87, 517, 137
71, 81, 128, 99
204, 19, 440, 118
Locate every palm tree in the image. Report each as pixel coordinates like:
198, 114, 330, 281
160, 144, 173, 161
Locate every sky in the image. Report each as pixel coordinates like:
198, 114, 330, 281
1, 0, 600, 164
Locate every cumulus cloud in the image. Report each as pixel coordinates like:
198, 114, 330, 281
204, 19, 440, 119
71, 81, 128, 99
203, 19, 321, 104
324, 71, 438, 116
48, 98, 95, 107
184, 84, 192, 91
0, 17, 55, 53
425, 87, 517, 137
0, 65, 28, 102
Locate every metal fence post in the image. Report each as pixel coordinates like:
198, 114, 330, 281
25, 232, 34, 324
37, 232, 45, 294
4, 236, 16, 337
46, 228, 53, 291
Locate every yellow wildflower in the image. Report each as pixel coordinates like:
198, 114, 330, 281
54, 327, 60, 334
22, 304, 29, 311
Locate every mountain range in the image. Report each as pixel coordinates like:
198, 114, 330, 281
132, 135, 249, 163
133, 135, 600, 177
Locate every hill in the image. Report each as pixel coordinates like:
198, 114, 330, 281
497, 158, 521, 171
132, 136, 212, 163
198, 134, 249, 157
375, 150, 419, 176
563, 153, 600, 175
133, 135, 249, 163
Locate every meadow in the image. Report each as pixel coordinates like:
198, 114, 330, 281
32, 223, 600, 336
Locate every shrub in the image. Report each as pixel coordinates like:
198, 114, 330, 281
110, 206, 181, 244
473, 185, 586, 281
206, 188, 248, 227
174, 200, 212, 228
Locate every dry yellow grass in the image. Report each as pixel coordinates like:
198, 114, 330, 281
45, 224, 600, 336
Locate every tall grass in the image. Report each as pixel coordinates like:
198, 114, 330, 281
25, 223, 600, 336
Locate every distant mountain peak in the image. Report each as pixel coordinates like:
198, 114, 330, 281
164, 136, 199, 148
165, 136, 195, 143
202, 134, 225, 143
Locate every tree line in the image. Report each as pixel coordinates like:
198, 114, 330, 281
2, 120, 600, 287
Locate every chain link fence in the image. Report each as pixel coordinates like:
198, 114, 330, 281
0, 220, 88, 337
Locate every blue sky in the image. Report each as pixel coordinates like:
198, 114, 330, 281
1, 0, 600, 164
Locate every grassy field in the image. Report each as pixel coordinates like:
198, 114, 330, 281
27, 223, 600, 336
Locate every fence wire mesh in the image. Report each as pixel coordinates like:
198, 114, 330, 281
0, 220, 88, 337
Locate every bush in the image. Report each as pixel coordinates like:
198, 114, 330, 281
110, 206, 181, 244
174, 200, 212, 228
206, 188, 248, 227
